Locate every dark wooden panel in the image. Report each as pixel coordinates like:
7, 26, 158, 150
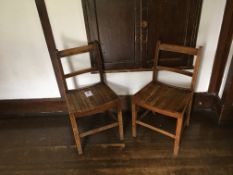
220, 105, 233, 123
96, 0, 136, 69
220, 54, 233, 123
143, 0, 202, 68
221, 55, 233, 105
193, 93, 221, 123
82, 0, 202, 71
82, 0, 138, 70
208, 0, 233, 93
0, 98, 67, 116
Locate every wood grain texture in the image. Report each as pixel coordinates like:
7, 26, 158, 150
0, 111, 232, 175
159, 43, 199, 55
67, 83, 118, 116
0, 93, 221, 119
132, 41, 202, 155
64, 68, 97, 78
156, 66, 193, 77
0, 98, 67, 115
57, 42, 124, 154
220, 54, 233, 123
58, 45, 95, 57
36, 0, 124, 154
82, 0, 203, 70
134, 81, 192, 117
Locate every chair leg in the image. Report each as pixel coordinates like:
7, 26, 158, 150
186, 97, 193, 126
69, 114, 83, 154
174, 116, 183, 156
117, 101, 124, 140
132, 102, 137, 137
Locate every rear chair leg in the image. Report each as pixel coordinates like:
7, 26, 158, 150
69, 114, 83, 154
132, 101, 137, 137
174, 116, 183, 156
186, 97, 193, 126
117, 101, 124, 140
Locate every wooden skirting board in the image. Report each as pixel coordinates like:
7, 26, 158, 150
0, 93, 230, 124
0, 98, 67, 116
0, 96, 129, 116
219, 105, 233, 124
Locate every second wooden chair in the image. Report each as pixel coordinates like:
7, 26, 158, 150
131, 41, 202, 155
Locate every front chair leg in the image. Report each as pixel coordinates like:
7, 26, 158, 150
132, 101, 137, 137
117, 101, 124, 140
69, 114, 83, 154
174, 116, 183, 156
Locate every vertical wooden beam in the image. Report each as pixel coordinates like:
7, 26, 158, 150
221, 54, 233, 104
220, 54, 233, 123
35, 0, 67, 99
208, 0, 233, 94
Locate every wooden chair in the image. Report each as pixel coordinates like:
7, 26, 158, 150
131, 41, 202, 155
56, 42, 124, 154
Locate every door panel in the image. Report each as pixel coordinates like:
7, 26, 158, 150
143, 0, 201, 68
82, 0, 202, 71
83, 0, 137, 70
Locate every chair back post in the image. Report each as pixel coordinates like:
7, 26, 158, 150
35, 0, 68, 100
152, 41, 161, 81
190, 46, 203, 91
56, 49, 69, 93
93, 41, 105, 83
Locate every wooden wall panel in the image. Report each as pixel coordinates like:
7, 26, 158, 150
208, 0, 233, 94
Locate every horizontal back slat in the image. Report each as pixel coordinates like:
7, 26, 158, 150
64, 68, 97, 78
160, 44, 198, 55
58, 44, 95, 58
156, 66, 193, 77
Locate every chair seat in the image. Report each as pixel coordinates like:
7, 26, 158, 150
67, 83, 118, 116
134, 81, 192, 117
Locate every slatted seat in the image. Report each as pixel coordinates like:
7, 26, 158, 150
134, 81, 192, 117
67, 83, 118, 116
132, 41, 202, 155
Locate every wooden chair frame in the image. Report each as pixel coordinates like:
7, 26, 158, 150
132, 41, 202, 155
57, 42, 124, 154
35, 0, 123, 154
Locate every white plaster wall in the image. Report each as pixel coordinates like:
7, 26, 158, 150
0, 0, 60, 99
0, 0, 227, 99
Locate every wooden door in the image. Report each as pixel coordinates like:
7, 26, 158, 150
82, 0, 202, 71
82, 0, 139, 70
142, 0, 202, 68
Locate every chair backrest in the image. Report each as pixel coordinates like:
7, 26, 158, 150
153, 41, 203, 91
56, 41, 104, 92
